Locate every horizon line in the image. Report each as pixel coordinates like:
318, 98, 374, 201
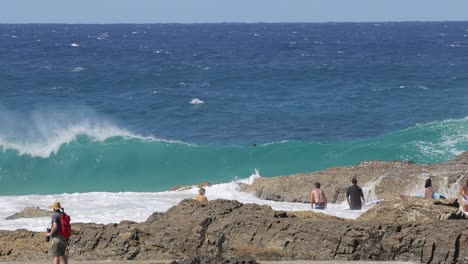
1, 20, 468, 25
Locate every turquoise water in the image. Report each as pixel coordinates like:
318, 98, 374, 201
1, 23, 468, 195
1, 117, 466, 195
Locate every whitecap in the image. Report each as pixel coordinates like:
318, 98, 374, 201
190, 98, 204, 105
70, 43, 79, 47
337, 50, 345, 54
97, 32, 109, 40
72, 67, 85, 72
253, 33, 261, 37
417, 85, 429, 90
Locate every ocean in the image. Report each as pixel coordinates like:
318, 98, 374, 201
0, 22, 467, 230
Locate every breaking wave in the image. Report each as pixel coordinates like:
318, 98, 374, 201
0, 110, 467, 195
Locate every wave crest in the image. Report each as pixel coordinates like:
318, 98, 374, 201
0, 107, 148, 158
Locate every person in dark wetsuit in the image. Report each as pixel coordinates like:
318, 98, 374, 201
346, 178, 365, 210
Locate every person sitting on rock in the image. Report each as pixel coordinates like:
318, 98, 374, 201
424, 178, 434, 198
346, 178, 365, 210
195, 188, 208, 202
460, 178, 468, 212
311, 182, 327, 209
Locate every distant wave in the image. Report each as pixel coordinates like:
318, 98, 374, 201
72, 67, 85, 72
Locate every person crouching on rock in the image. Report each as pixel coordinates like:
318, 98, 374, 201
311, 182, 327, 209
424, 178, 434, 198
460, 178, 468, 212
46, 201, 68, 264
346, 178, 365, 210
195, 188, 208, 202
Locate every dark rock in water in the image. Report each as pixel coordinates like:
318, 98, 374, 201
170, 256, 258, 264
5, 207, 50, 220
170, 181, 213, 191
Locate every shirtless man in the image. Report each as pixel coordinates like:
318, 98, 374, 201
311, 182, 327, 209
460, 178, 468, 212
195, 188, 208, 202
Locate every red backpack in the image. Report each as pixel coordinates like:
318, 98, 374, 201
59, 212, 72, 239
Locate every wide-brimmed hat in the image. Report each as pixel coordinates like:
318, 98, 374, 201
48, 201, 63, 210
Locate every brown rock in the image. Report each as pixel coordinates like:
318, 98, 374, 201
239, 152, 468, 204
5, 207, 51, 220
358, 196, 467, 222
170, 181, 213, 191
1, 199, 468, 263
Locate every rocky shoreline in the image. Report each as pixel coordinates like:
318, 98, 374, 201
1, 153, 468, 263
240, 152, 468, 204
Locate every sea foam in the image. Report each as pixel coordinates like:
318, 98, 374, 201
0, 170, 365, 232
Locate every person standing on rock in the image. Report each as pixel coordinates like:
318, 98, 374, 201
424, 178, 434, 198
460, 178, 468, 212
346, 178, 365, 210
195, 188, 208, 202
46, 201, 69, 264
311, 182, 327, 209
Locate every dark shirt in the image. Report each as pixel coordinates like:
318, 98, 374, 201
346, 185, 364, 210
51, 212, 62, 237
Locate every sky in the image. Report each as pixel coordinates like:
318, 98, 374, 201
1, 0, 468, 24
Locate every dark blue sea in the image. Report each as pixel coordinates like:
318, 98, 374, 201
1, 22, 468, 195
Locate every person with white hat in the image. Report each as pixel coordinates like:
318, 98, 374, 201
46, 201, 69, 264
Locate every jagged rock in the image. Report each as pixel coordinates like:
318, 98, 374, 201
5, 207, 51, 220
1, 199, 468, 263
170, 181, 213, 191
239, 151, 468, 204
358, 196, 467, 222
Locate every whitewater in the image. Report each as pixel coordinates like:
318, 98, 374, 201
0, 169, 391, 231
